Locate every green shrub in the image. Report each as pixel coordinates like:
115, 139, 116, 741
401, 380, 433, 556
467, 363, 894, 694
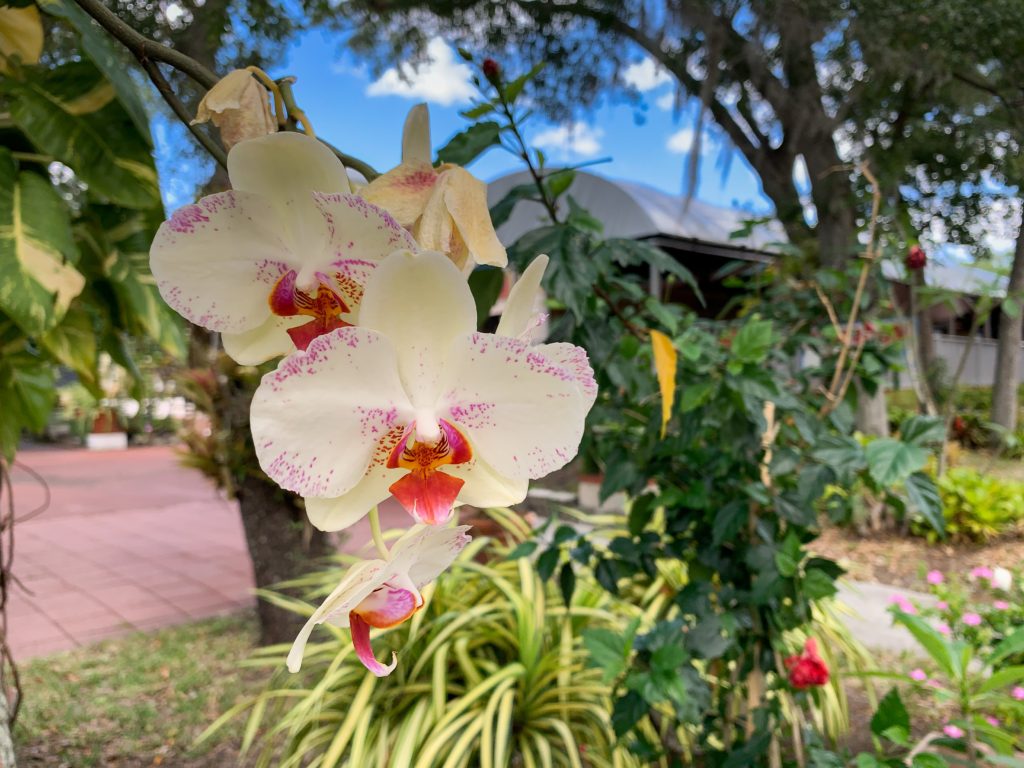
914, 467, 1024, 541
201, 519, 645, 768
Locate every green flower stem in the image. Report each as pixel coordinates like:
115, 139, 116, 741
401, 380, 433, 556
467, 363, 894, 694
368, 506, 389, 559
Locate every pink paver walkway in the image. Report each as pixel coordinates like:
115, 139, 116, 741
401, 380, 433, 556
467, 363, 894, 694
7, 446, 255, 660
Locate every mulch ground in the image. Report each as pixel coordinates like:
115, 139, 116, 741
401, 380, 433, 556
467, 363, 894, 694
812, 526, 1024, 590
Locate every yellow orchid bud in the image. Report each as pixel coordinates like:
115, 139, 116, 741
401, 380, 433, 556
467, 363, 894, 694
192, 69, 277, 150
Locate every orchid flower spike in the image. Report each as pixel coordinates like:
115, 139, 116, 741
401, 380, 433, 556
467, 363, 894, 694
288, 524, 471, 676
150, 133, 417, 364
360, 103, 507, 273
251, 251, 596, 531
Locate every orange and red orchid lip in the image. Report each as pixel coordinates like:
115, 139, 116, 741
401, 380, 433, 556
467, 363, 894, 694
349, 585, 421, 676
269, 269, 351, 350
386, 419, 472, 525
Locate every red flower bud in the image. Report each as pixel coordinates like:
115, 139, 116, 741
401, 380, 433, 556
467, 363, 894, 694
482, 58, 501, 82
785, 638, 830, 689
953, 416, 966, 434
906, 245, 927, 271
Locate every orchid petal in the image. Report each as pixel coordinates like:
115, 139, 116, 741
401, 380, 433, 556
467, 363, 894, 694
447, 456, 530, 509
151, 190, 290, 333
228, 133, 351, 261
441, 334, 592, 480
360, 162, 439, 229
312, 192, 418, 276
402, 104, 433, 165
441, 166, 508, 269
286, 558, 387, 673
358, 251, 477, 410
496, 254, 548, 338
222, 315, 306, 365
251, 328, 413, 498
304, 426, 405, 532
349, 612, 398, 677
538, 341, 599, 411
389, 470, 463, 525
388, 524, 472, 589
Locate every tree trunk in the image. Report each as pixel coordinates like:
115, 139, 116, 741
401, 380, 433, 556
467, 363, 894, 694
855, 378, 890, 437
224, 381, 333, 645
236, 470, 332, 645
991, 221, 1024, 433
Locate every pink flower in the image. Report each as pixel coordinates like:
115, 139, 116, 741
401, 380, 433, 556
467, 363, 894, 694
962, 613, 982, 627
937, 622, 952, 636
943, 724, 965, 739
1012, 686, 1024, 701
971, 566, 994, 581
889, 594, 916, 614
937, 601, 949, 610
927, 678, 942, 688
927, 570, 944, 585
994, 600, 1010, 610
986, 716, 1000, 727
909, 668, 927, 681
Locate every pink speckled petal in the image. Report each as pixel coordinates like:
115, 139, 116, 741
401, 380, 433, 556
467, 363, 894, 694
251, 328, 414, 498
360, 161, 439, 229
388, 524, 472, 589
358, 251, 477, 410
150, 190, 290, 333
442, 166, 507, 269
440, 333, 594, 480
538, 342, 598, 411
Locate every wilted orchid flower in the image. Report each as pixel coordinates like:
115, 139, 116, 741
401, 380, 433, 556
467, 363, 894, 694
251, 250, 596, 531
192, 69, 277, 149
288, 524, 471, 676
360, 103, 507, 273
151, 133, 416, 364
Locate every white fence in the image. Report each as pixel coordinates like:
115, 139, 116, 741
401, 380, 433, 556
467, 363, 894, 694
932, 333, 1024, 387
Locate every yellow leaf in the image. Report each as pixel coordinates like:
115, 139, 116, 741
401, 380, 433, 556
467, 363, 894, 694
0, 6, 43, 74
650, 329, 677, 438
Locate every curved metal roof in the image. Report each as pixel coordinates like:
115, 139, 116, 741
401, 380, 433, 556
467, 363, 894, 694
486, 170, 786, 252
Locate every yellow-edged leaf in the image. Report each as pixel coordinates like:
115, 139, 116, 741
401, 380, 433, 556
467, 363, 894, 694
0, 5, 43, 73
650, 329, 677, 438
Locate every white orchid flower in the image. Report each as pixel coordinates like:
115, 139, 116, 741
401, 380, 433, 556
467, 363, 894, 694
251, 250, 596, 531
150, 132, 417, 365
288, 524, 471, 676
360, 103, 507, 273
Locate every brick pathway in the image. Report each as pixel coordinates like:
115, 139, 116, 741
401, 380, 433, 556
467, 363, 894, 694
7, 446, 253, 660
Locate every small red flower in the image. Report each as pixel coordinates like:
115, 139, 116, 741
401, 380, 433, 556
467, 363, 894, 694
906, 245, 927, 271
785, 638, 829, 689
482, 58, 501, 82
953, 416, 966, 435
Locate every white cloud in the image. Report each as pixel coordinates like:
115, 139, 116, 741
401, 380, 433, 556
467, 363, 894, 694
533, 121, 603, 158
666, 128, 695, 154
366, 38, 475, 106
656, 91, 676, 111
622, 59, 671, 91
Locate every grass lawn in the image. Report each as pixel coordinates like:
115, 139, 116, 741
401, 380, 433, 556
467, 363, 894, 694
15, 612, 261, 767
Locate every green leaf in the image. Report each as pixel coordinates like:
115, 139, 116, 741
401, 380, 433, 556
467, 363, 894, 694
459, 101, 496, 119
870, 688, 910, 741
910, 755, 948, 768
553, 524, 576, 545
611, 691, 646, 737
595, 558, 619, 595
904, 472, 944, 535
977, 665, 1024, 694
893, 612, 958, 679
712, 500, 747, 546
802, 567, 838, 600
0, 354, 56, 461
505, 541, 537, 561
730, 319, 774, 364
583, 628, 631, 682
536, 547, 559, 582
899, 415, 947, 446
680, 380, 715, 413
37, 0, 151, 140
684, 616, 731, 659
558, 562, 576, 605
436, 121, 502, 166
467, 266, 504, 329
627, 494, 656, 536
501, 62, 544, 104
489, 183, 537, 229
1002, 296, 1021, 319
989, 627, 1024, 668
6, 60, 160, 209
811, 434, 867, 475
865, 439, 929, 487
545, 169, 575, 199
39, 302, 99, 395
0, 152, 84, 335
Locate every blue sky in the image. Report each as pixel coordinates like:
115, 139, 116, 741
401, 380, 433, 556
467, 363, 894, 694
158, 28, 774, 216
